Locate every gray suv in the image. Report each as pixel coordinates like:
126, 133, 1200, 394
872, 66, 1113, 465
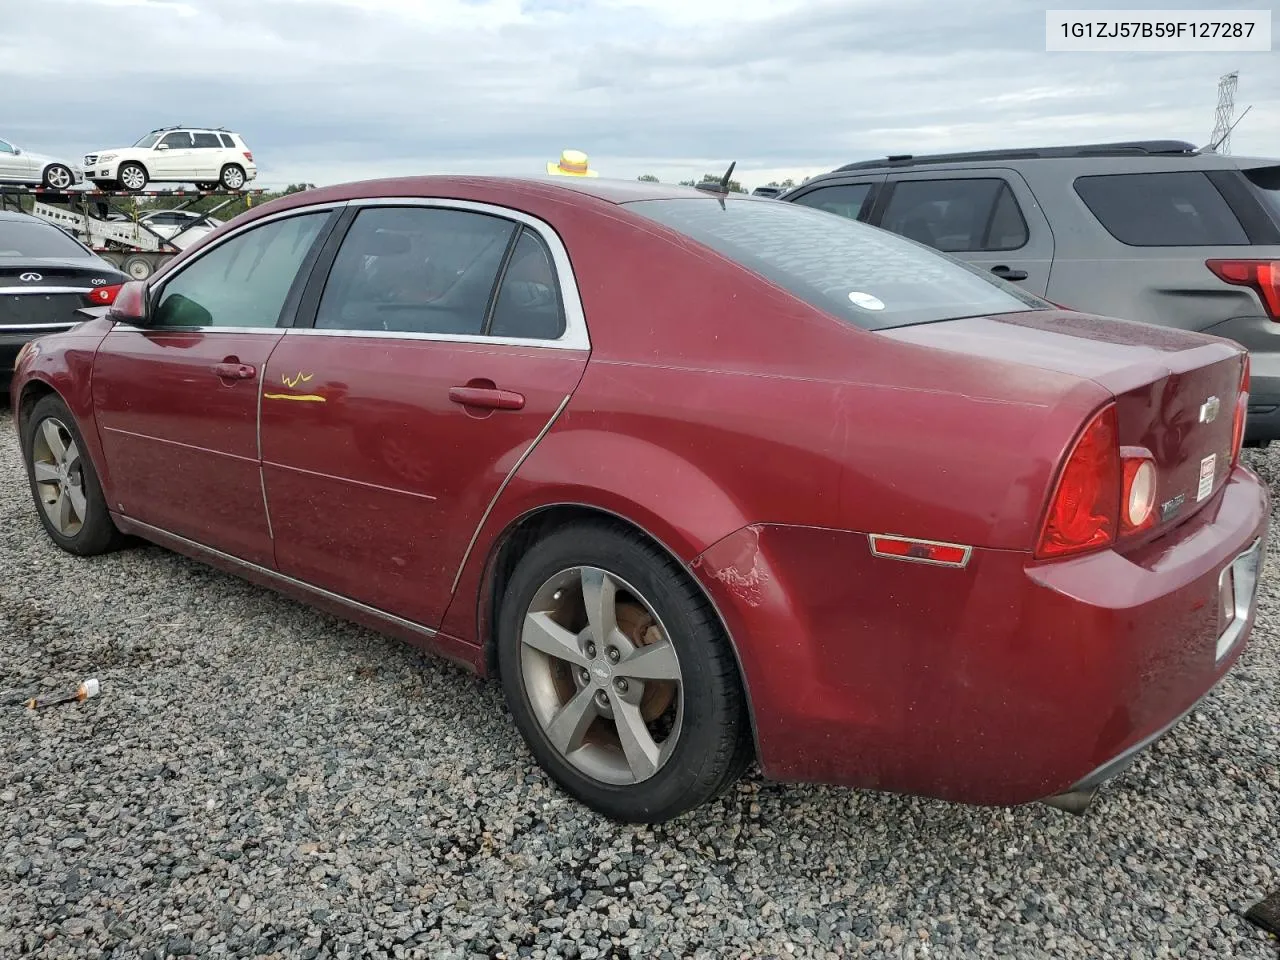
779, 140, 1280, 445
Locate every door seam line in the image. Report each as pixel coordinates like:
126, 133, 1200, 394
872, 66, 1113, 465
448, 392, 572, 596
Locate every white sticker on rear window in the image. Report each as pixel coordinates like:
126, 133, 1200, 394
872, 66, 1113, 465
1196, 454, 1216, 502
847, 291, 885, 311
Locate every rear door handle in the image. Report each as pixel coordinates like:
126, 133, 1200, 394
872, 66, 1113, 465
449, 385, 525, 410
213, 361, 256, 380
990, 265, 1029, 282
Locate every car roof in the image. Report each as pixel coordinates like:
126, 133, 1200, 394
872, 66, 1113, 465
0, 209, 42, 223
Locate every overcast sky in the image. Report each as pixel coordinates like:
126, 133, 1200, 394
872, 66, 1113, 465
2, 0, 1277, 190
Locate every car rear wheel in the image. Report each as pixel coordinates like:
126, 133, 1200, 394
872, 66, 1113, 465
497, 521, 753, 823
220, 164, 246, 190
118, 163, 148, 192
42, 164, 74, 190
23, 395, 123, 556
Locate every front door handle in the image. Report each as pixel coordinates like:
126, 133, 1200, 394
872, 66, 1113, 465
990, 265, 1029, 282
449, 385, 525, 410
213, 361, 256, 380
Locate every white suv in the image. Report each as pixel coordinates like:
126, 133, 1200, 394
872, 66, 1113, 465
84, 127, 258, 192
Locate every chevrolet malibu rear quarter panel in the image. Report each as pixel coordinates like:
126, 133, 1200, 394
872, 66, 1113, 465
693, 464, 1266, 804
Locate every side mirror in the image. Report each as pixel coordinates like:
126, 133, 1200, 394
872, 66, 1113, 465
107, 280, 148, 324
12, 147, 21, 155
156, 143, 170, 151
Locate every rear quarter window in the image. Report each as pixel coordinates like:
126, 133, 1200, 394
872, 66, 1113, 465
1074, 171, 1249, 246
1244, 166, 1280, 222
625, 197, 1047, 331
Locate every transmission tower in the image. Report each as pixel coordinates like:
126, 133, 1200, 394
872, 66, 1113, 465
1211, 71, 1238, 153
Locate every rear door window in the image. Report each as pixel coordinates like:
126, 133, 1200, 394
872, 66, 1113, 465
1074, 171, 1249, 246
191, 133, 221, 149
880, 178, 1028, 253
788, 183, 873, 221
625, 197, 1047, 331
487, 227, 565, 339
315, 206, 517, 336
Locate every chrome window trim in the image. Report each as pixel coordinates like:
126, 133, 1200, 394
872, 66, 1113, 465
323, 196, 590, 351
0, 286, 92, 295
0, 322, 78, 332
113, 324, 283, 335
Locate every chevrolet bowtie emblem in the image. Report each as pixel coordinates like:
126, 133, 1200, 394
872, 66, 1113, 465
1199, 396, 1220, 424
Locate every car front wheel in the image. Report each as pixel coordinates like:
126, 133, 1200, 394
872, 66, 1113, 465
118, 162, 148, 192
22, 394, 124, 556
497, 521, 753, 823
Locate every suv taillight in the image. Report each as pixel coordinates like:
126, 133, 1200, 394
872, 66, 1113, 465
243, 151, 254, 162
1206, 260, 1280, 321
1232, 353, 1250, 464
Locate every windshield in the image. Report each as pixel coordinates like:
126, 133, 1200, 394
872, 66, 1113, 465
0, 220, 91, 258
1244, 166, 1280, 222
133, 133, 161, 148
625, 197, 1049, 330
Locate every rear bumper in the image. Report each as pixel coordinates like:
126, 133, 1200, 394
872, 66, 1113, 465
694, 465, 1269, 807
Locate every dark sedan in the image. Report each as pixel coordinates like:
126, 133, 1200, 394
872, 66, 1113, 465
1, 210, 127, 390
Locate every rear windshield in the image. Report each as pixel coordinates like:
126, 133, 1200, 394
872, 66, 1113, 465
0, 220, 90, 258
1244, 166, 1280, 222
625, 197, 1047, 330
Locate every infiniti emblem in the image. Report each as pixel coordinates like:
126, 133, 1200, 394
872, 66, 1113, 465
1199, 396, 1220, 424
19, 272, 41, 282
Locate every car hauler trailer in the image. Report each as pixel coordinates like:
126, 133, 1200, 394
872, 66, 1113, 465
0, 185, 264, 280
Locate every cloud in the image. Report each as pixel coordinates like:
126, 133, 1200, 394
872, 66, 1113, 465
1, 0, 1276, 189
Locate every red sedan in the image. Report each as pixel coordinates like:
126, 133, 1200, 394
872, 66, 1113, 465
11, 177, 1268, 823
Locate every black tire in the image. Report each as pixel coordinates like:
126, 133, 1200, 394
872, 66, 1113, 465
118, 162, 148, 192
219, 164, 246, 190
42, 164, 74, 190
497, 521, 753, 823
21, 394, 124, 556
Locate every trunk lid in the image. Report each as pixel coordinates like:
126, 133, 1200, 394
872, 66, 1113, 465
881, 309, 1246, 534
0, 256, 126, 288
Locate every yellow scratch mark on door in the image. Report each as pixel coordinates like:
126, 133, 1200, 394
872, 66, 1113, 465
263, 393, 326, 402
281, 371, 314, 388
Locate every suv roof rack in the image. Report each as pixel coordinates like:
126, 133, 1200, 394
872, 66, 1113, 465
834, 140, 1200, 172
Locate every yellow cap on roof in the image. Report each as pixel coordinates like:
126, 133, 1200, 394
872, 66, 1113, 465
547, 149, 599, 177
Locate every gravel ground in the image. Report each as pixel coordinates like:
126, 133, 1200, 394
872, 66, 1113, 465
0, 402, 1277, 960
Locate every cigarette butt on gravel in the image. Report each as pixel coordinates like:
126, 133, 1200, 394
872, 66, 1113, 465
23, 678, 100, 710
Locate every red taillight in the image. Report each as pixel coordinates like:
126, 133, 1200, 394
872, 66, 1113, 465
86, 283, 123, 306
1035, 404, 1121, 559
1232, 353, 1250, 463
1206, 259, 1280, 321
243, 151, 254, 162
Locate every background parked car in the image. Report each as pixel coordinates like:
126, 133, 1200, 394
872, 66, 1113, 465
779, 140, 1280, 445
0, 137, 83, 190
0, 209, 126, 390
84, 126, 257, 192
136, 209, 223, 242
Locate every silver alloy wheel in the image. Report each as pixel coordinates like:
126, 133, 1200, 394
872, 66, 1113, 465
520, 566, 684, 785
30, 417, 87, 537
120, 165, 146, 190
45, 165, 72, 189
222, 166, 245, 189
